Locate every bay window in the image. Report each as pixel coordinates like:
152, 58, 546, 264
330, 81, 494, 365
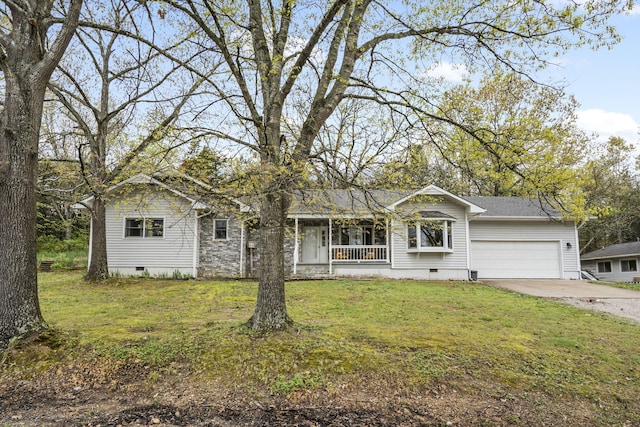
407, 220, 453, 251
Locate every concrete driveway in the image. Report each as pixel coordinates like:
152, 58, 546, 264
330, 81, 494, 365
481, 279, 640, 298
482, 279, 640, 323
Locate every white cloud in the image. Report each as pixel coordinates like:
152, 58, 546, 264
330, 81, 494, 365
423, 62, 469, 83
630, 5, 640, 15
577, 109, 639, 143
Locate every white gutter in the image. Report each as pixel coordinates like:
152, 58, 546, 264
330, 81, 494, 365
293, 217, 299, 275
465, 210, 471, 274
192, 210, 199, 278
240, 219, 245, 278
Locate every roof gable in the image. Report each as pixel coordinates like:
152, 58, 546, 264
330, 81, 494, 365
387, 185, 485, 214
75, 172, 249, 211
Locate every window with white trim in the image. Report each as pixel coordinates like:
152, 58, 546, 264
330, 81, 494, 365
621, 259, 637, 272
125, 218, 164, 238
597, 261, 612, 273
214, 219, 228, 240
333, 224, 386, 246
407, 220, 453, 251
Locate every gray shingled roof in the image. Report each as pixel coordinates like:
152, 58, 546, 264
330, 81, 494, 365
417, 210, 456, 219
124, 173, 559, 220
289, 190, 557, 218
581, 241, 640, 261
289, 189, 413, 215
463, 196, 560, 218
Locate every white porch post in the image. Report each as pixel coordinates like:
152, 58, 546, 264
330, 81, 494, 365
329, 218, 333, 275
385, 217, 390, 263
293, 216, 299, 275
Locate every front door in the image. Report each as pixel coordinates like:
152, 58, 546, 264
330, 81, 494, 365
301, 226, 328, 264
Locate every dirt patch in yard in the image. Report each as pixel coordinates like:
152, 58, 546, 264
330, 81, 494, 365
0, 351, 621, 427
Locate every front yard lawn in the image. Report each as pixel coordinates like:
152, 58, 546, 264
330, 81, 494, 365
1, 272, 639, 425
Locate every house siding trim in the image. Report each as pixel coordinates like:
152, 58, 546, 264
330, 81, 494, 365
105, 187, 196, 277
192, 210, 199, 278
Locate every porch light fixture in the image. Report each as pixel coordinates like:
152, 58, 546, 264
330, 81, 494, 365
566, 242, 572, 249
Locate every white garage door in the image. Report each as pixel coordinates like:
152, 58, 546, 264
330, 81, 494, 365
470, 240, 561, 279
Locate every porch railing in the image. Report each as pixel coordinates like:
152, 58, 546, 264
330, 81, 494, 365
331, 245, 387, 262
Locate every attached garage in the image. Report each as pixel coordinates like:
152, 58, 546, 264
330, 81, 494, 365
470, 240, 562, 279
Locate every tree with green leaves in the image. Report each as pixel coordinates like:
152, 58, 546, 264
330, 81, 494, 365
160, 0, 628, 331
179, 146, 228, 186
50, 0, 210, 280
580, 136, 640, 252
375, 72, 591, 218
37, 104, 94, 243
0, 0, 83, 349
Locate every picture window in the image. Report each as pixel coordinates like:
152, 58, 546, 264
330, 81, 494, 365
407, 220, 453, 251
125, 218, 163, 238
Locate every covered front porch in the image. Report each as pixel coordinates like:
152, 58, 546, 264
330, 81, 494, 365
291, 217, 390, 276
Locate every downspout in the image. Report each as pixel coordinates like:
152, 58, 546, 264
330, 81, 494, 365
293, 216, 299, 275
465, 211, 471, 276
192, 210, 199, 278
240, 219, 245, 278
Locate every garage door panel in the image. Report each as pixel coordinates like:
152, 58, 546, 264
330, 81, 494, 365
471, 241, 561, 279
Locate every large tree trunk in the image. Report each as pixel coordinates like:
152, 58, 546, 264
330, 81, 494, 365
247, 189, 293, 331
86, 196, 109, 281
0, 79, 48, 348
0, 0, 82, 349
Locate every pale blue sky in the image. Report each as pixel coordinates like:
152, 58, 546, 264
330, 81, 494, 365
426, 7, 640, 148
556, 10, 640, 146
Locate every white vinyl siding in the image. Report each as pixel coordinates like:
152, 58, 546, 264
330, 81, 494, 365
582, 256, 640, 282
391, 201, 468, 271
105, 187, 196, 276
469, 220, 578, 279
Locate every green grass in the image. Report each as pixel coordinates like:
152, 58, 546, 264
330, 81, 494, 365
6, 272, 640, 421
37, 250, 87, 270
594, 280, 640, 291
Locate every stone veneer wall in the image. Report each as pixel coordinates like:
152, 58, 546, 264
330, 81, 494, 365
198, 216, 304, 279
243, 223, 296, 278
198, 214, 244, 278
